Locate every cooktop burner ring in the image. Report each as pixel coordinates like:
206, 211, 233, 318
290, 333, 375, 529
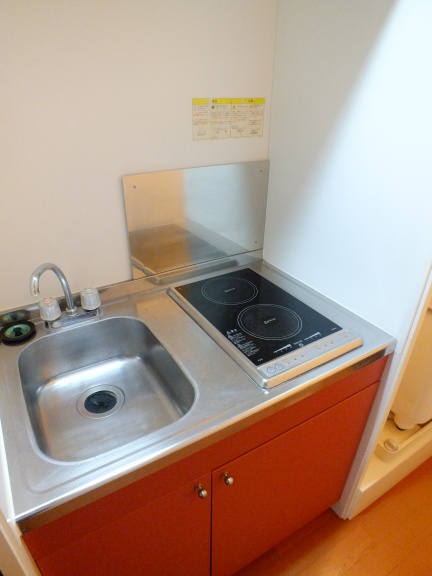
201, 276, 258, 305
237, 304, 302, 341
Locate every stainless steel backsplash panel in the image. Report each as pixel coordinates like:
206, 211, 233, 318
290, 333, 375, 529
122, 160, 269, 280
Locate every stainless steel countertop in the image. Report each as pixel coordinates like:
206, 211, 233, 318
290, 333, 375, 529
0, 257, 396, 530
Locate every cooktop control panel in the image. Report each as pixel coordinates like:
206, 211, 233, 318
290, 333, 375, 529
257, 329, 360, 384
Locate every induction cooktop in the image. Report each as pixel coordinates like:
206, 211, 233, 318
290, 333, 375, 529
168, 268, 362, 389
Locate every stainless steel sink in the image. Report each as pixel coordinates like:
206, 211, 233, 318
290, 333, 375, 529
18, 317, 195, 462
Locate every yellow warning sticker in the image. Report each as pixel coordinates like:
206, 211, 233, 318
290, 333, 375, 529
192, 98, 265, 140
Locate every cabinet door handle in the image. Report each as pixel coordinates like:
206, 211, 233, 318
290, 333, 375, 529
221, 472, 234, 486
194, 484, 208, 499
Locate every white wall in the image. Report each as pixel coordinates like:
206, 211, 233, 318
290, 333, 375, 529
265, 0, 432, 355
1, 0, 277, 311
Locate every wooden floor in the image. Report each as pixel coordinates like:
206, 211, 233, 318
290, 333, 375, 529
236, 457, 432, 576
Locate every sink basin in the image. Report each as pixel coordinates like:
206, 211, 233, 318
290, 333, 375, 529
18, 317, 195, 462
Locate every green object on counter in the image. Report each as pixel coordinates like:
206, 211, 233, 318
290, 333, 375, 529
0, 320, 36, 345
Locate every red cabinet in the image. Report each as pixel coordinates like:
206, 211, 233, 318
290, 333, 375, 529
29, 473, 211, 576
211, 383, 378, 576
23, 358, 386, 576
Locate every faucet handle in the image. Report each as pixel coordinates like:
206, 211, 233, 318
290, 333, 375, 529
80, 288, 101, 311
39, 297, 61, 322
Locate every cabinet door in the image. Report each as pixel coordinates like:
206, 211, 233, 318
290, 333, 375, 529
211, 383, 378, 576
35, 473, 211, 576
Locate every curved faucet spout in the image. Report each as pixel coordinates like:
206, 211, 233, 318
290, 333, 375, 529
30, 263, 78, 316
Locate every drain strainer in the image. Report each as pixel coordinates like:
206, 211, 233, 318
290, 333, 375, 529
77, 385, 125, 419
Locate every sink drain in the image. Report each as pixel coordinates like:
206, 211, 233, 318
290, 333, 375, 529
77, 385, 124, 419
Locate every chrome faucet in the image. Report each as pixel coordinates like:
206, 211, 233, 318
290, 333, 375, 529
30, 263, 78, 316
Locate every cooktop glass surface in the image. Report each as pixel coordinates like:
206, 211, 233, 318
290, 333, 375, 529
169, 268, 362, 388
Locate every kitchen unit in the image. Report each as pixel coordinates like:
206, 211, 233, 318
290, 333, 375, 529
0, 261, 394, 575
